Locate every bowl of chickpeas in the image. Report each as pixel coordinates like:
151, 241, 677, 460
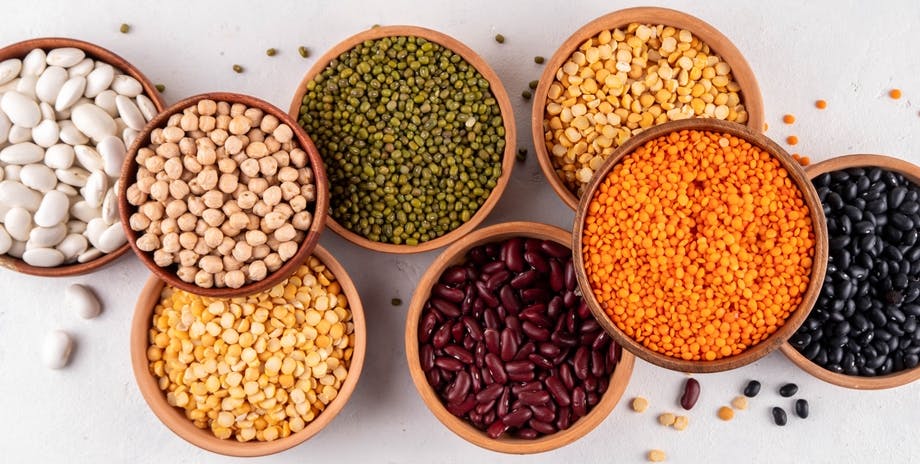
130, 244, 366, 457
118, 93, 328, 297
531, 7, 765, 210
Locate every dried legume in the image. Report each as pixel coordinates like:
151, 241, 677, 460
631, 396, 649, 412
582, 130, 815, 361
672, 415, 689, 431
779, 383, 798, 397
534, 56, 545, 64
297, 36, 505, 245
679, 378, 700, 410
543, 24, 748, 197
522, 90, 532, 100
794, 398, 809, 418
266, 48, 277, 57
232, 64, 243, 73
731, 395, 748, 410
889, 89, 902, 99
743, 380, 761, 397
786, 135, 798, 146
298, 46, 310, 58
815, 100, 827, 109
147, 257, 355, 441
658, 412, 676, 426
119, 23, 130, 34
772, 406, 787, 426
790, 167, 920, 375
648, 449, 667, 462
783, 114, 795, 124
418, 237, 621, 439
391, 297, 402, 306
155, 84, 165, 93
495, 34, 505, 44
717, 406, 734, 421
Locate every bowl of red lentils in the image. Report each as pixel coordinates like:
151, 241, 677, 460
406, 221, 635, 453
531, 7, 765, 210
130, 244, 365, 457
574, 118, 827, 373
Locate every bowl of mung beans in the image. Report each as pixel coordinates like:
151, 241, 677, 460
574, 118, 827, 373
782, 154, 920, 390
532, 7, 765, 210
289, 25, 516, 254
119, 92, 328, 298
130, 244, 365, 457
406, 221, 635, 453
0, 37, 165, 276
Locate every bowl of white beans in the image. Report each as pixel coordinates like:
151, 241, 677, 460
0, 37, 165, 276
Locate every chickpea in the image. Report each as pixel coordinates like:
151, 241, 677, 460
177, 265, 198, 283
194, 218, 209, 236
199, 115, 216, 132
289, 195, 307, 213
197, 99, 217, 115
139, 202, 165, 221
252, 200, 272, 217
217, 236, 236, 255
262, 211, 286, 232
292, 211, 312, 230
169, 179, 191, 200
246, 142, 269, 159
164, 157, 184, 180
223, 255, 243, 272
178, 250, 198, 268
216, 101, 231, 115
177, 213, 198, 232
197, 168, 219, 191
162, 126, 184, 143
264, 253, 282, 272
209, 128, 229, 146
136, 233, 160, 252
290, 148, 307, 168
180, 113, 199, 131
129, 212, 151, 231
272, 149, 290, 167
153, 249, 174, 267
199, 255, 223, 274
160, 217, 178, 235
186, 195, 206, 216
219, 173, 239, 194
273, 224, 297, 242
165, 199, 187, 219
202, 208, 225, 227
126, 184, 147, 206
150, 180, 170, 202
232, 241, 253, 262
182, 154, 203, 174
179, 232, 198, 250
193, 237, 211, 255
202, 190, 225, 209
247, 260, 267, 281
247, 128, 265, 143
245, 230, 268, 246
194, 269, 214, 288
161, 232, 180, 253
224, 270, 246, 288
258, 156, 278, 177
263, 136, 281, 153
225, 135, 244, 155
204, 227, 224, 248
187, 178, 205, 196
262, 186, 282, 207
272, 124, 294, 143
197, 144, 217, 165
278, 241, 298, 261
260, 114, 279, 133
178, 137, 197, 157
252, 244, 270, 259
300, 184, 315, 202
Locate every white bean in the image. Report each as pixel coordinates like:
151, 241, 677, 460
35, 66, 68, 104
34, 190, 69, 226
44, 144, 75, 169
30, 119, 59, 147
21, 49, 46, 77
0, 59, 21, 85
97, 135, 126, 177
28, 223, 66, 247
19, 164, 57, 192
23, 247, 64, 267
1, 91, 41, 127
115, 95, 145, 131
42, 330, 74, 369
65, 283, 101, 319
58, 120, 89, 145
56, 233, 87, 261
111, 75, 142, 97
0, 142, 43, 164
96, 221, 126, 253
82, 170, 107, 208
0, 180, 42, 210
54, 75, 86, 111
71, 103, 116, 142
84, 64, 114, 98
136, 94, 157, 121
93, 89, 118, 117
76, 247, 102, 263
73, 145, 104, 171
0, 224, 11, 254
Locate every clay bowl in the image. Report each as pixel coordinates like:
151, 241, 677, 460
781, 154, 920, 389
0, 37, 165, 276
130, 244, 365, 457
289, 25, 516, 254
405, 221, 635, 454
118, 92, 328, 298
573, 118, 827, 373
532, 7, 765, 210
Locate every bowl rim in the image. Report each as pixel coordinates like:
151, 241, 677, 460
129, 243, 366, 457
405, 220, 635, 454
780, 153, 920, 390
0, 36, 166, 276
117, 91, 329, 298
531, 6, 766, 211
287, 25, 516, 254
572, 118, 828, 373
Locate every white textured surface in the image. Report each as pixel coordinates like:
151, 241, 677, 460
2, 0, 920, 462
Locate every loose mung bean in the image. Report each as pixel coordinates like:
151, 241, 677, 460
391, 297, 403, 306
516, 148, 528, 162
544, 23, 749, 197
743, 380, 761, 397
298, 46, 310, 58
155, 84, 165, 93
418, 237, 620, 439
534, 56, 545, 64
794, 398, 809, 418
297, 36, 505, 245
790, 167, 920, 376
772, 406, 787, 426
529, 80, 539, 90
495, 34, 505, 43
266, 48, 277, 57
232, 64, 243, 73
119, 23, 130, 33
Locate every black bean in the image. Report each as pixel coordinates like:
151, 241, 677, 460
743, 380, 761, 397
772, 407, 788, 426
779, 383, 798, 397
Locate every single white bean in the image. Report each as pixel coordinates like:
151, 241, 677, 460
56, 233, 87, 260
96, 222, 125, 253
55, 167, 89, 187
70, 200, 100, 223
24, 247, 65, 266
65, 283, 101, 319
58, 120, 89, 145
70, 103, 116, 142
73, 145, 103, 171
0, 181, 42, 210
3, 165, 21, 182
21, 49, 46, 77
66, 219, 86, 234
68, 58, 94, 78
34, 190, 69, 227
0, 59, 22, 86
15, 75, 37, 100
135, 94, 157, 121
100, 188, 118, 224
35, 66, 68, 104
76, 247, 101, 263
0, 110, 10, 145
84, 64, 114, 98
0, 224, 11, 254
19, 164, 57, 192
5, 207, 32, 241
0, 91, 41, 127
0, 142, 43, 164
122, 127, 138, 148
55, 183, 77, 196
46, 48, 85, 68
28, 223, 67, 247
93, 89, 118, 117
97, 135, 125, 177
82, 170, 107, 208
54, 75, 86, 111
8, 124, 31, 144
111, 75, 142, 97
43, 144, 75, 169
39, 101, 55, 120
30, 119, 59, 148
115, 95, 145, 131
7, 239, 25, 257
84, 216, 108, 248
42, 330, 74, 369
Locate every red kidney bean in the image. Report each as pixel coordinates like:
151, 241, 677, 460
431, 298, 461, 318
486, 419, 508, 439
432, 324, 452, 349
580, 318, 600, 334
510, 270, 540, 289
522, 321, 551, 341
591, 350, 606, 378
608, 341, 621, 365
530, 419, 556, 435
462, 336, 476, 351
591, 331, 609, 351
528, 353, 553, 370
502, 407, 533, 428
521, 288, 550, 304
565, 308, 577, 333
520, 310, 551, 328
538, 342, 561, 358
445, 345, 474, 364
419, 312, 438, 344
475, 399, 496, 415
481, 364, 494, 384
433, 284, 465, 303
445, 371, 472, 403
571, 386, 587, 418
508, 370, 535, 382
482, 260, 506, 275
462, 286, 476, 314
451, 321, 465, 343
468, 410, 482, 426
598, 376, 609, 395
476, 383, 504, 403
483, 307, 499, 329
513, 341, 536, 362
583, 375, 598, 393
441, 265, 468, 285
505, 238, 526, 273
484, 353, 508, 384
420, 344, 435, 372
475, 281, 500, 307
563, 290, 578, 309
499, 285, 522, 313
573, 347, 590, 380
469, 366, 482, 393
530, 404, 556, 423
506, 360, 535, 375
551, 331, 578, 348
586, 392, 599, 407
483, 329, 500, 355
435, 357, 464, 372
552, 350, 569, 367
469, 246, 489, 265
504, 315, 522, 338
519, 390, 551, 406
540, 240, 570, 258
500, 328, 519, 361
462, 316, 483, 341
579, 331, 597, 346
576, 300, 591, 320
545, 376, 571, 406
565, 260, 577, 291
556, 406, 572, 430
547, 296, 564, 318
511, 381, 542, 395
558, 363, 575, 390
446, 394, 476, 416
515, 428, 539, 439
475, 341, 487, 366
497, 385, 512, 417
426, 369, 441, 388
549, 259, 565, 293
524, 250, 550, 273
486, 271, 511, 291
484, 410, 497, 429
680, 378, 700, 410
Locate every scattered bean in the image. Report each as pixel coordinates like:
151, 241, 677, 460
743, 380, 761, 398
232, 64, 243, 73
779, 383, 798, 397
786, 135, 798, 145
534, 56, 545, 64
783, 114, 795, 124
494, 34, 505, 43
391, 298, 403, 306
119, 23, 130, 33
266, 48, 277, 57
679, 378, 700, 410
658, 412, 676, 426
815, 100, 827, 109
794, 399, 809, 419
647, 449, 667, 462
298, 46, 310, 58
631, 396, 649, 412
42, 329, 74, 369
731, 396, 748, 410
521, 90, 532, 100
889, 89, 902, 100
672, 415, 689, 431
65, 283, 101, 319
155, 84, 165, 93
717, 406, 734, 421
772, 406, 788, 426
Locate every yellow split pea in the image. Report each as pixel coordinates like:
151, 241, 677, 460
543, 23, 748, 197
146, 256, 356, 442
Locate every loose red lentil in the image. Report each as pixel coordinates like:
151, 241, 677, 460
815, 100, 827, 109
889, 88, 902, 99
582, 129, 815, 361
786, 135, 798, 146
791, 153, 810, 166
782, 114, 795, 124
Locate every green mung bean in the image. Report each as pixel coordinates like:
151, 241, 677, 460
155, 84, 165, 93
529, 80, 539, 90
298, 46, 310, 58
232, 64, 243, 73
266, 48, 277, 57
534, 56, 545, 64
298, 35, 505, 246
495, 34, 505, 44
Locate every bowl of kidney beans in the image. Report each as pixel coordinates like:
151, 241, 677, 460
782, 154, 920, 389
405, 221, 635, 453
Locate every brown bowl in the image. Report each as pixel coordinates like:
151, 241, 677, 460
288, 25, 516, 254
0, 37, 165, 276
118, 92, 328, 298
130, 244, 366, 457
532, 7, 766, 210
573, 119, 827, 373
781, 154, 920, 389
405, 221, 635, 454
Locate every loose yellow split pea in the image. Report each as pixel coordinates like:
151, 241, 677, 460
672, 415, 689, 431
718, 406, 735, 421
648, 449, 667, 462
731, 396, 748, 410
631, 396, 649, 412
658, 412, 676, 426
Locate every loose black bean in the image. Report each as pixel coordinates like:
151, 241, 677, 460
743, 380, 761, 397
795, 399, 809, 419
772, 407, 788, 426
779, 383, 798, 397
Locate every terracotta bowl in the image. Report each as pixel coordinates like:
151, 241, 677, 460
118, 92, 328, 298
532, 7, 766, 210
289, 25, 516, 254
405, 221, 635, 454
781, 154, 920, 389
0, 37, 165, 276
130, 244, 366, 457
573, 119, 827, 373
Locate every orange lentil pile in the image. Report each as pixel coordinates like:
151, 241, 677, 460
582, 129, 815, 361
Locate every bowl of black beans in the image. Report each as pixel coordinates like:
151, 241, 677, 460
782, 154, 920, 389
405, 222, 635, 453
289, 26, 516, 254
